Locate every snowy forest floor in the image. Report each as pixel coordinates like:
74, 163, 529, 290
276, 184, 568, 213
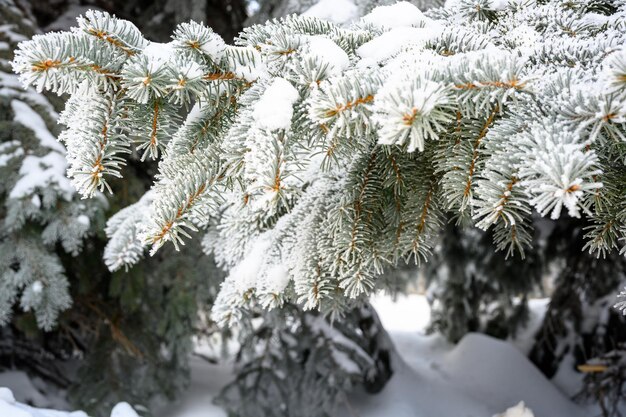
1, 295, 594, 417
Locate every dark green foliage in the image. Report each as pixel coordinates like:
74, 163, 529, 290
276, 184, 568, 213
575, 345, 626, 417
216, 303, 392, 417
0, 2, 229, 415
66, 242, 225, 415
426, 221, 542, 343
530, 219, 626, 382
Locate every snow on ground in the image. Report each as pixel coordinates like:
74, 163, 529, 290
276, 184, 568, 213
152, 294, 592, 417
0, 386, 86, 417
371, 293, 432, 333
0, 371, 69, 411
110, 402, 139, 417
154, 358, 231, 417
495, 402, 534, 417
0, 372, 53, 409
1, 294, 591, 417
442, 334, 584, 416
349, 293, 587, 417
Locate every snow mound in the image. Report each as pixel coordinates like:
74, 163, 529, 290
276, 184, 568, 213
0, 387, 15, 403
443, 333, 586, 417
0, 371, 62, 409
0, 387, 140, 417
111, 402, 139, 417
494, 401, 534, 417
346, 331, 585, 417
0, 387, 87, 417
347, 296, 587, 417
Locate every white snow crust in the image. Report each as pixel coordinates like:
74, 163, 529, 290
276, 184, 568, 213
253, 78, 299, 130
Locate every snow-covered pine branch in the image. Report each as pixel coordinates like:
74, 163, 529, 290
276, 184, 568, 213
12, 0, 626, 325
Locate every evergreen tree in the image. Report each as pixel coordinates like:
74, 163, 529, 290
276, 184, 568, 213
426, 220, 543, 343
216, 303, 392, 417
8, 0, 626, 414
530, 218, 626, 414
0, 0, 106, 334
13, 0, 624, 323
0, 3, 228, 415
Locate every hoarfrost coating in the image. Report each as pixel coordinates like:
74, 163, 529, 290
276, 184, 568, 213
10, 0, 626, 328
